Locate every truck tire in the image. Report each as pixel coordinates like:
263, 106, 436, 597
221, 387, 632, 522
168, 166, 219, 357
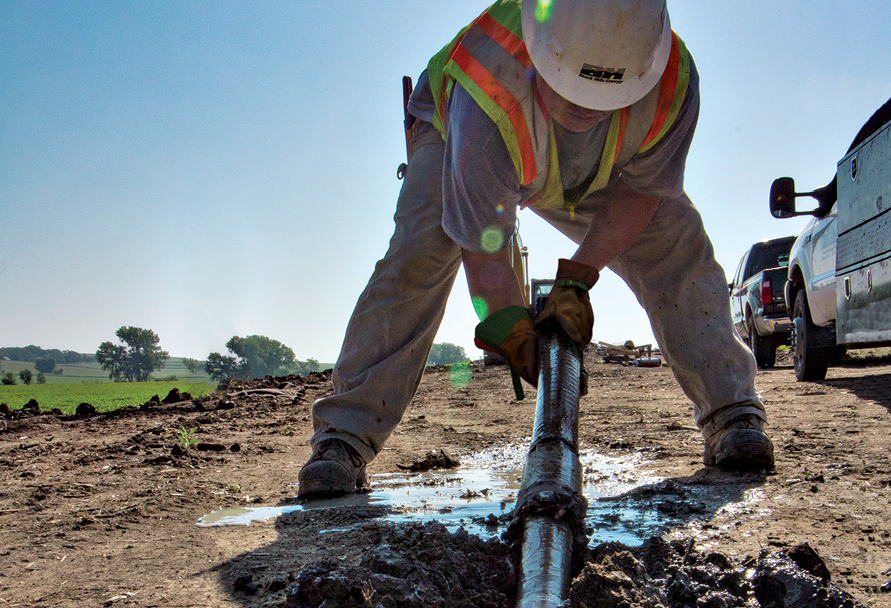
746, 317, 776, 368
792, 291, 829, 381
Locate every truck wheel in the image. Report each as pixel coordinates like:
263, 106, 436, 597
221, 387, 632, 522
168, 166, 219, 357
792, 291, 829, 381
746, 318, 776, 368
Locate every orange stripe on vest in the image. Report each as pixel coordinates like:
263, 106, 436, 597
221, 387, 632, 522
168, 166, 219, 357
451, 44, 538, 184
476, 12, 531, 68
614, 106, 630, 160
641, 33, 680, 150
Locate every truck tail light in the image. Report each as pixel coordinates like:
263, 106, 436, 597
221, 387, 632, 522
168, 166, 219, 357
761, 279, 773, 305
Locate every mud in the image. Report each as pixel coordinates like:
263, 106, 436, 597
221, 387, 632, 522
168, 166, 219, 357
284, 520, 515, 608
275, 518, 861, 608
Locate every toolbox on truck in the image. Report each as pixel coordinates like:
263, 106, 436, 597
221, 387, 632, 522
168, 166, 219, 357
835, 119, 891, 345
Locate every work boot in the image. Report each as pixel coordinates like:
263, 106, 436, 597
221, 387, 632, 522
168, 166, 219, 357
702, 409, 774, 470
298, 438, 368, 498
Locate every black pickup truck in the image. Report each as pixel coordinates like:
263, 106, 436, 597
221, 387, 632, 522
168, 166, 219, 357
729, 236, 796, 367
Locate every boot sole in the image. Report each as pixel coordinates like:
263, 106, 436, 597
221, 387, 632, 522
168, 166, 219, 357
298, 478, 357, 498
298, 461, 368, 499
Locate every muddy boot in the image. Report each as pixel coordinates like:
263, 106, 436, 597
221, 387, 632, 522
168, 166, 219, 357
298, 438, 368, 498
702, 406, 774, 470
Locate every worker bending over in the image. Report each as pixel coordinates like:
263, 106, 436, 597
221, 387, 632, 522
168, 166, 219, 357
300, 0, 774, 498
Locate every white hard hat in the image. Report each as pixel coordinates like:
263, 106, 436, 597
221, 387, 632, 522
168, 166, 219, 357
521, 0, 672, 110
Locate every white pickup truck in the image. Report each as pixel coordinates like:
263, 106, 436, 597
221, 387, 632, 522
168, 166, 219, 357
728, 236, 796, 368
769, 98, 891, 381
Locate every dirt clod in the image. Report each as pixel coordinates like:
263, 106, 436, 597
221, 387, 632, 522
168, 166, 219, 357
396, 449, 460, 471
571, 538, 862, 608
76, 401, 96, 415
286, 521, 516, 608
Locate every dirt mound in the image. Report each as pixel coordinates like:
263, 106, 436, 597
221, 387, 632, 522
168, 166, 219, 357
572, 537, 861, 608
285, 521, 515, 608
277, 522, 861, 608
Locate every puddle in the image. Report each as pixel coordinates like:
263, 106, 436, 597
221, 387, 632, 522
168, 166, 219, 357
197, 443, 762, 546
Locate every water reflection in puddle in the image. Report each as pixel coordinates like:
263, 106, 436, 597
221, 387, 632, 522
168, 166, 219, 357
196, 444, 757, 546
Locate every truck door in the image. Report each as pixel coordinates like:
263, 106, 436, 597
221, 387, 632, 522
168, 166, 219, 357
729, 251, 748, 334
807, 203, 838, 326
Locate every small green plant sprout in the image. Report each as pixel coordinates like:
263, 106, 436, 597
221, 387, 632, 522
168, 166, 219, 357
228, 484, 242, 494
176, 426, 199, 449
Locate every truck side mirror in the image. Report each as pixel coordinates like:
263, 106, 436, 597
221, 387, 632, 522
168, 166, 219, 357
770, 177, 797, 218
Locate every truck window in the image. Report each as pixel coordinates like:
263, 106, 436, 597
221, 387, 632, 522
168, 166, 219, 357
733, 255, 746, 288
743, 238, 795, 281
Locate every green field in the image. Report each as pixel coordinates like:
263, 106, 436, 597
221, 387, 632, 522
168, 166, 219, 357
0, 354, 335, 414
0, 357, 215, 385
0, 380, 215, 415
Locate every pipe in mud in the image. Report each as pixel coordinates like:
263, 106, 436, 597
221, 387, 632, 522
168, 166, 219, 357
512, 327, 586, 608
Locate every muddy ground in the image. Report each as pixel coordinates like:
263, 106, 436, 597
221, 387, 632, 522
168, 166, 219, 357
1, 350, 890, 607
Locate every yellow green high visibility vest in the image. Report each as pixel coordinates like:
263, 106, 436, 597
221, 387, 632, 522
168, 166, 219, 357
427, 0, 692, 215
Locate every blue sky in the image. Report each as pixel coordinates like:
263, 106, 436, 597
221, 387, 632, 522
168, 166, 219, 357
2, 1, 890, 363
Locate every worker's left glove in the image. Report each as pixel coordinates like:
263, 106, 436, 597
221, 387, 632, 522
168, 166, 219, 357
535, 258, 599, 352
475, 305, 538, 401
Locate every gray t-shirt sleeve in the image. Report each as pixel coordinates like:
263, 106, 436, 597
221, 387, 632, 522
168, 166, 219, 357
407, 70, 436, 124
441, 84, 522, 254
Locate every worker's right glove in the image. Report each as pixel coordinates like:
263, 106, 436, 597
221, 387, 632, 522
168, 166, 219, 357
535, 258, 600, 352
475, 305, 538, 400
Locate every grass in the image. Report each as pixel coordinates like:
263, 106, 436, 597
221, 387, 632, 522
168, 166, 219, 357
0, 354, 334, 415
0, 358, 215, 385
0, 381, 215, 415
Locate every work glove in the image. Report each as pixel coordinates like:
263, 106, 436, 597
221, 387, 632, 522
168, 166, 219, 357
475, 305, 538, 401
535, 258, 599, 353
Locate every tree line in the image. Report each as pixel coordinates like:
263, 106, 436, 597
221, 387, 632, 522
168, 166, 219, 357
0, 346, 94, 365
93, 327, 321, 383
2, 327, 470, 385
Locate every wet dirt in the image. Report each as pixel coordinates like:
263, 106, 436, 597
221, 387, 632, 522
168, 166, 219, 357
1, 352, 890, 607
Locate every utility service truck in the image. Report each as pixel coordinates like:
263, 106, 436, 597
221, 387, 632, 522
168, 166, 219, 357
769, 98, 891, 381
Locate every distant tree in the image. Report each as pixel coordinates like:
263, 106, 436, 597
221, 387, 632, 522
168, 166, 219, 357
35, 357, 56, 374
205, 336, 298, 381
0, 345, 41, 362
226, 335, 296, 378
293, 358, 320, 376
0, 346, 92, 364
56, 349, 88, 364
18, 369, 33, 385
182, 357, 200, 374
204, 352, 250, 383
96, 326, 170, 382
427, 342, 469, 365
1, 372, 16, 385
36, 372, 47, 385
0, 344, 96, 365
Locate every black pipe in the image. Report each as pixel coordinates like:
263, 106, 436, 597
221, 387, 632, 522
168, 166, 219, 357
512, 327, 587, 607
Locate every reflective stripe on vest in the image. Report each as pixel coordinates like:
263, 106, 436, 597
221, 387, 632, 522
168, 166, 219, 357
428, 0, 691, 212
429, 0, 540, 185
640, 32, 690, 154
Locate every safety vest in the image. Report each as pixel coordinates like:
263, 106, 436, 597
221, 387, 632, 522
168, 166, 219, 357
427, 0, 691, 215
